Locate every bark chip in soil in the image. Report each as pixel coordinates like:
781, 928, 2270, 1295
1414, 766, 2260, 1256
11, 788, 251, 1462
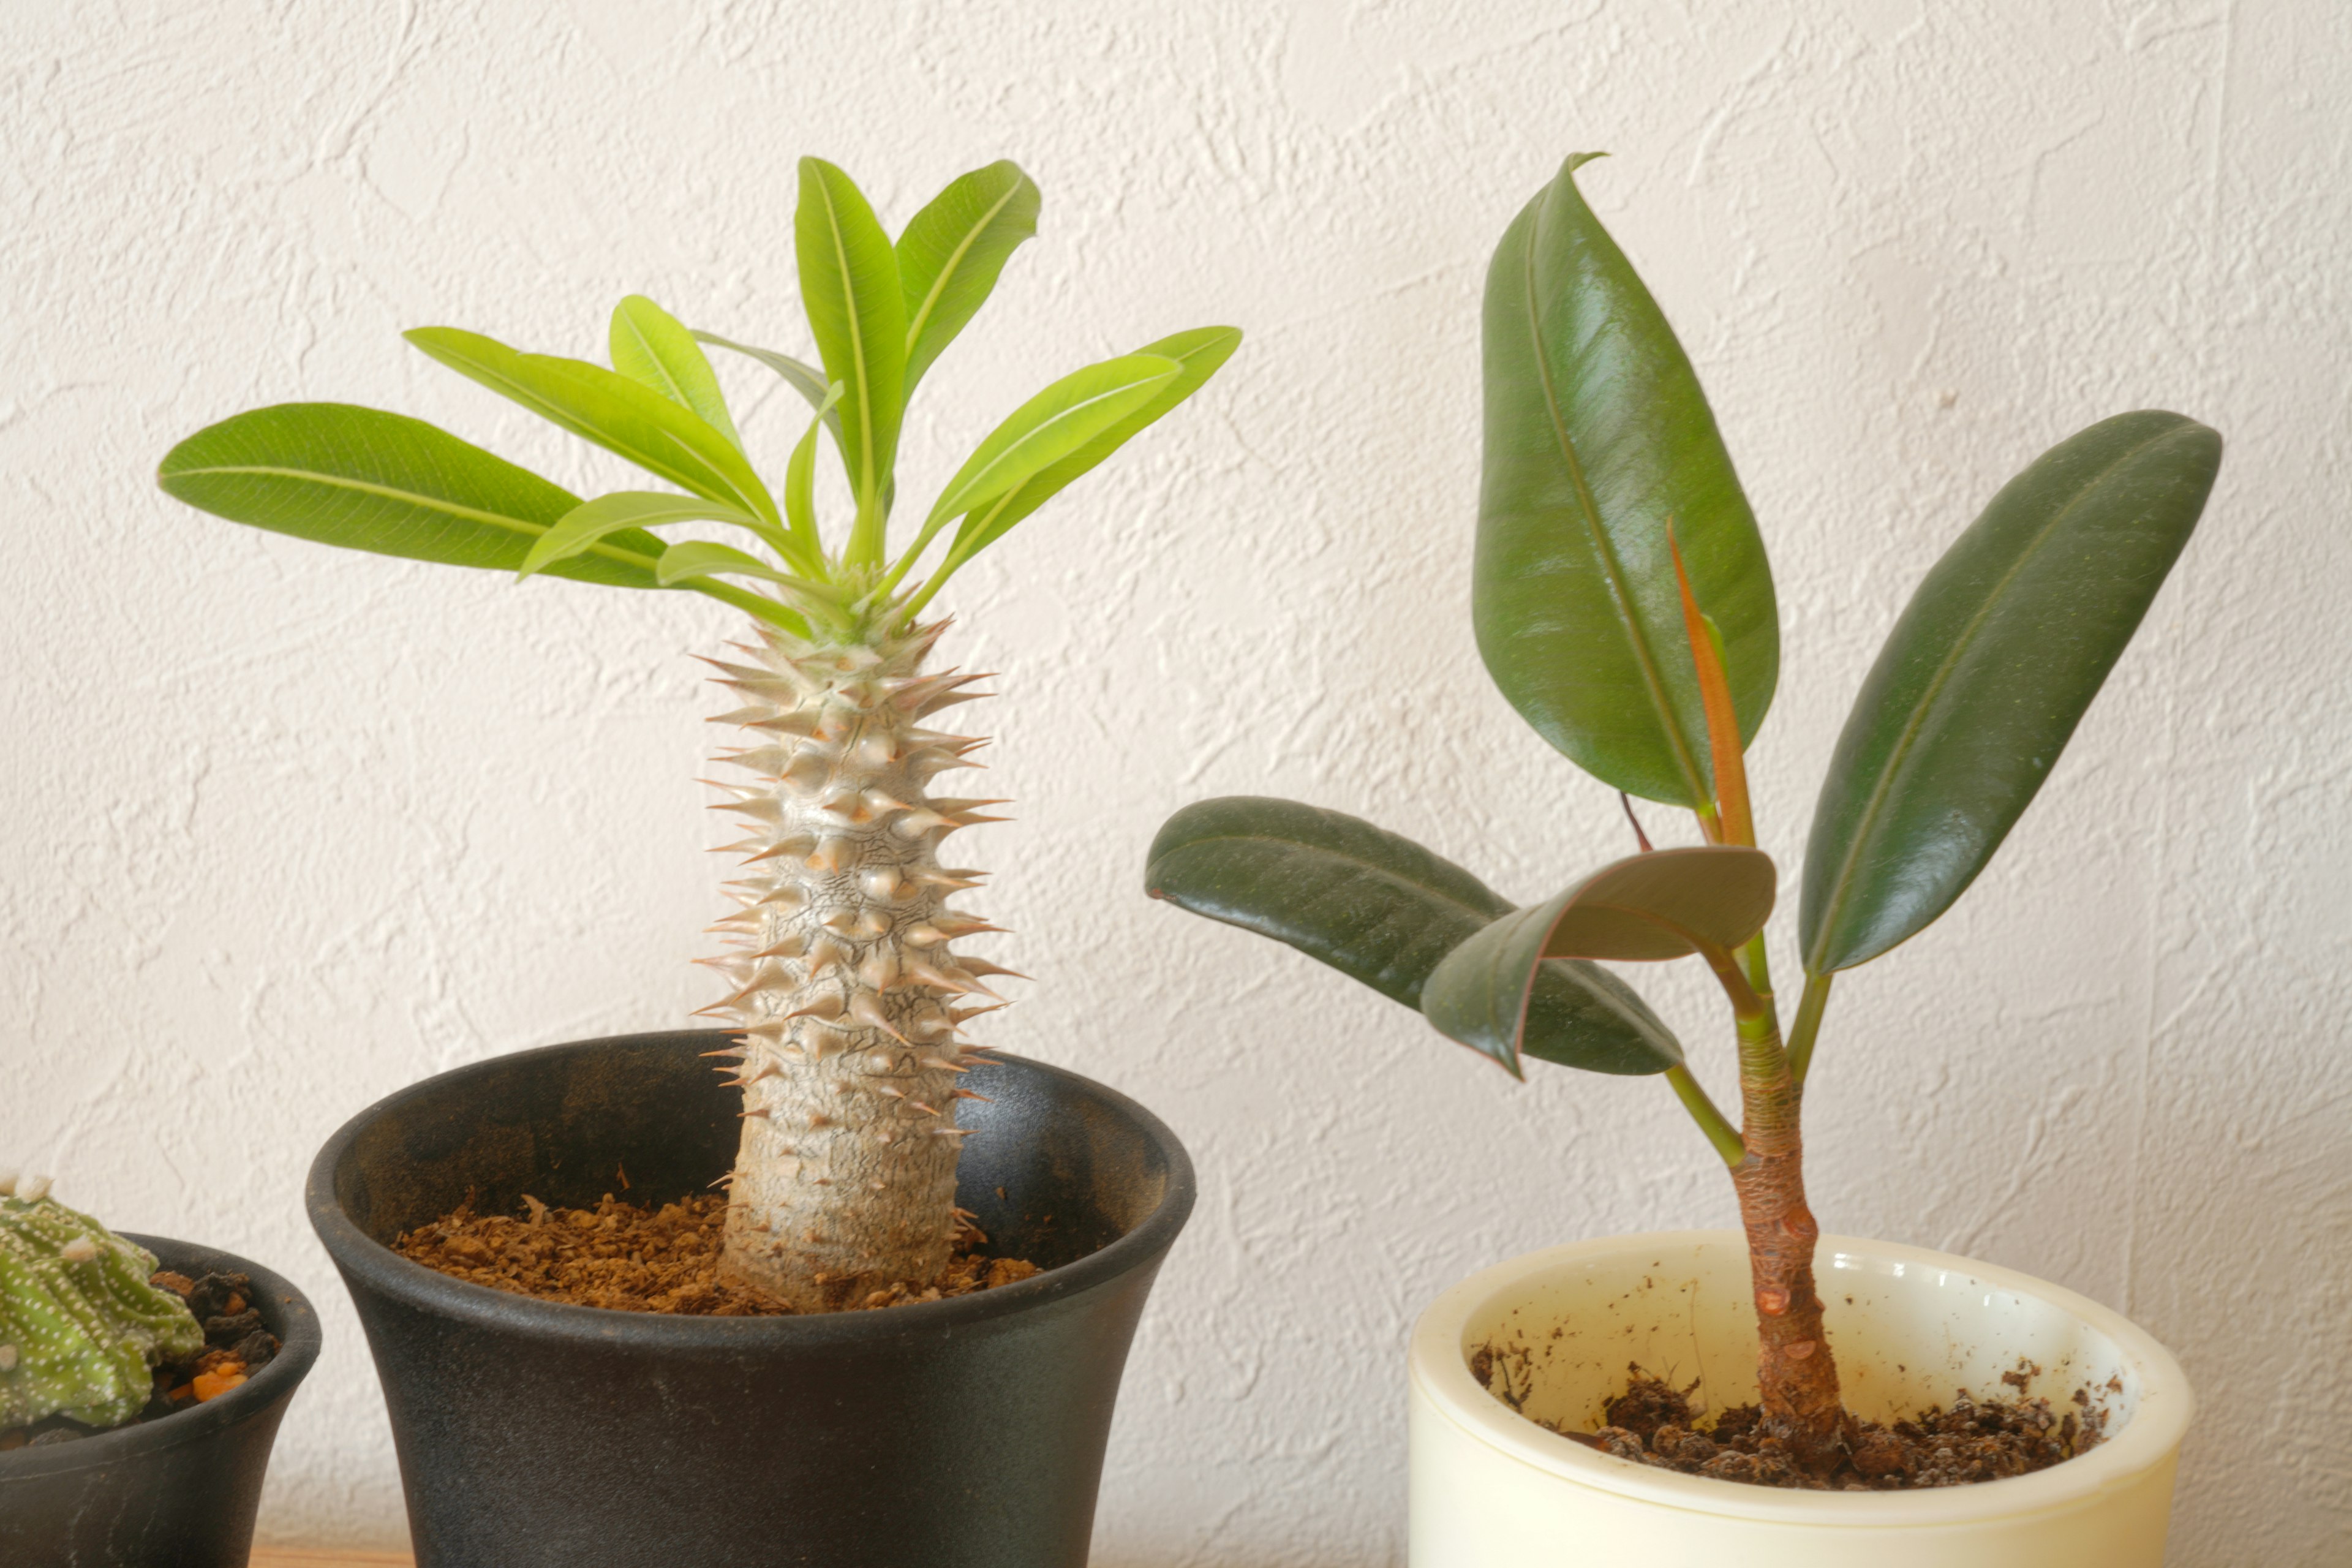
393, 1191, 1041, 1315
1474, 1356, 2108, 1491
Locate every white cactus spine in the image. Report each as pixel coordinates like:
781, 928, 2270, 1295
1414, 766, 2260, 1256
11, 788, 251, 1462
699, 616, 1011, 1311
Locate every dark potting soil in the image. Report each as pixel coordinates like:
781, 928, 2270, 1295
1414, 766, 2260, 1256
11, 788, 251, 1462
394, 1191, 1041, 1315
0, 1269, 284, 1452
1472, 1356, 2108, 1491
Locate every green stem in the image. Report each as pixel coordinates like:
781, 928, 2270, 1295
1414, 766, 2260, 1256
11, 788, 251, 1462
1785, 970, 1833, 1090
1667, 1065, 1746, 1167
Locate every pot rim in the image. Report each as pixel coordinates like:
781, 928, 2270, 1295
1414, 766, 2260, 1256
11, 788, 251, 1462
306, 1033, 1197, 1348
0, 1235, 322, 1481
1409, 1229, 2193, 1528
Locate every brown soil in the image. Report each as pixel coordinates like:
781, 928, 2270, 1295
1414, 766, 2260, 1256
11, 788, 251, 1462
1474, 1357, 2107, 1491
0, 1269, 285, 1451
393, 1191, 1041, 1315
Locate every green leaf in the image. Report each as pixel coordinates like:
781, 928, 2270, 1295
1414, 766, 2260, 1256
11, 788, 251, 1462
898, 159, 1041, 394
1144, 796, 1679, 1077
1535, 845, 1776, 962
1421, 907, 1684, 1077
927, 353, 1180, 527
655, 540, 802, 589
404, 327, 778, 525
1799, 410, 2222, 974
933, 325, 1243, 576
691, 331, 845, 442
157, 402, 663, 588
611, 295, 743, 451
521, 491, 763, 580
1476, 154, 1777, 807
797, 157, 906, 532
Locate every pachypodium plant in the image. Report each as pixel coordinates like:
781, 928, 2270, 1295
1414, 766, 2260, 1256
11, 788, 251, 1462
159, 158, 1238, 1312
1145, 154, 2219, 1469
1, 1172, 204, 1429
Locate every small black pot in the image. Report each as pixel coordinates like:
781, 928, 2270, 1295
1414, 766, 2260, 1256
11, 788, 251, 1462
0, 1235, 322, 1567
309, 1031, 1196, 1568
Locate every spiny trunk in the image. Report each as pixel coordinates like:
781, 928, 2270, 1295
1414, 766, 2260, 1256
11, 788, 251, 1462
1731, 1018, 1849, 1470
695, 617, 1012, 1312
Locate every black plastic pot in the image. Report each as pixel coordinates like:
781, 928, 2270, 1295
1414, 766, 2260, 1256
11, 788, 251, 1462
0, 1235, 321, 1567
308, 1031, 1196, 1568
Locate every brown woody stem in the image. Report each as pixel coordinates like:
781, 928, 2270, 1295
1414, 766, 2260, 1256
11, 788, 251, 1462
1728, 1005, 1848, 1469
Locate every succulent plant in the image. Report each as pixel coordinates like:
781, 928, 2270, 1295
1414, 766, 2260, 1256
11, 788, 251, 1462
1145, 154, 2220, 1470
0, 1173, 203, 1430
159, 157, 1238, 1312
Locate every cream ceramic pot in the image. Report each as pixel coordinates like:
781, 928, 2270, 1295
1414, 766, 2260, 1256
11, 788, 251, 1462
1408, 1231, 2191, 1566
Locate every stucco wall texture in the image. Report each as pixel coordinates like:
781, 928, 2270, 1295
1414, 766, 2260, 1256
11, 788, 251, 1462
2, 2, 2345, 1561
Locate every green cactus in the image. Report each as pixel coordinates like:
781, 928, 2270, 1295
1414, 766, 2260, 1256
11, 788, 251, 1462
0, 1172, 204, 1430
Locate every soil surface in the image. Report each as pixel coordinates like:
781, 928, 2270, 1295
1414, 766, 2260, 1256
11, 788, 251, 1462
1473, 1356, 2107, 1491
394, 1191, 1040, 1315
0, 1270, 284, 1452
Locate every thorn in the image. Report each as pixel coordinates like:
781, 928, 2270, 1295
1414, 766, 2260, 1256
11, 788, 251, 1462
914, 690, 991, 717
899, 957, 976, 996
950, 1088, 993, 1103
907, 1099, 942, 1117
848, 992, 907, 1041
709, 1173, 736, 1188
699, 1044, 750, 1058
958, 958, 1028, 982
739, 1107, 771, 1120
918, 1055, 970, 1074
931, 1127, 977, 1139
807, 836, 856, 873
948, 1002, 1009, 1025
930, 913, 1008, 939
786, 990, 846, 1022
867, 1082, 906, 1099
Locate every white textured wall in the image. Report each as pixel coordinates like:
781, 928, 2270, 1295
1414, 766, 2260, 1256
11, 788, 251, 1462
2, 2, 2345, 1561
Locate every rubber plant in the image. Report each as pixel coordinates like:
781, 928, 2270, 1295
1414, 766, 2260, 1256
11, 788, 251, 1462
158, 157, 1239, 1313
1144, 154, 2219, 1470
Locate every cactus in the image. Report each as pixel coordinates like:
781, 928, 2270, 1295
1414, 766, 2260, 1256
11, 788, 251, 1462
0, 1172, 203, 1430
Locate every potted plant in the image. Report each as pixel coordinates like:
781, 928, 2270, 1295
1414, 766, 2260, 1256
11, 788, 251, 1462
158, 157, 1232, 1567
1145, 153, 2218, 1564
0, 1172, 322, 1567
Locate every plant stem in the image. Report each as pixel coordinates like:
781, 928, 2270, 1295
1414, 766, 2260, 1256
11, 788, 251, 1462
1666, 1065, 1746, 1167
1785, 970, 1833, 1090
1727, 1005, 1847, 1468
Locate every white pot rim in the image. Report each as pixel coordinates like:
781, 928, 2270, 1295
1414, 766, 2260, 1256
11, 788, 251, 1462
1409, 1229, 2193, 1528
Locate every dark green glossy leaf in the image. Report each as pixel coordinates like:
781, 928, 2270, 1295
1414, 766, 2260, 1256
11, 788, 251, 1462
157, 402, 663, 588
404, 327, 777, 524
797, 157, 905, 518
1144, 795, 1678, 1077
1421, 904, 1683, 1077
611, 295, 743, 451
1476, 154, 1777, 807
1800, 410, 2222, 974
1538, 845, 1776, 961
898, 160, 1041, 394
